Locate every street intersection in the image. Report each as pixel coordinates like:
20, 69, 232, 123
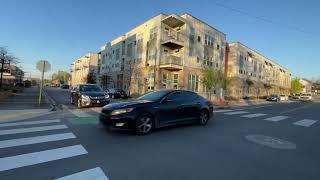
0, 87, 319, 180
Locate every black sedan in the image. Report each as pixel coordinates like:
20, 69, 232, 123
266, 94, 280, 102
99, 90, 214, 135
106, 89, 128, 99
70, 84, 110, 108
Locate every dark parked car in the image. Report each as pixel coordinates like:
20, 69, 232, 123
106, 88, 128, 99
70, 84, 110, 108
266, 94, 280, 102
99, 90, 214, 135
60, 84, 69, 89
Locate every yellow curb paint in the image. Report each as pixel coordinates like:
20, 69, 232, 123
0, 112, 37, 120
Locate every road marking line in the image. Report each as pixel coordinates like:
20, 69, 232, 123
69, 109, 92, 117
56, 167, 109, 180
0, 145, 88, 172
0, 133, 76, 149
293, 119, 318, 127
237, 105, 272, 111
0, 125, 68, 136
224, 111, 249, 115
213, 109, 233, 113
264, 116, 289, 122
0, 119, 60, 127
241, 113, 267, 118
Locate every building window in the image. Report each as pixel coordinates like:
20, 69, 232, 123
188, 74, 199, 92
197, 57, 200, 63
115, 49, 120, 60
189, 34, 195, 56
127, 43, 133, 57
197, 36, 201, 42
217, 44, 220, 50
204, 34, 215, 47
149, 27, 158, 40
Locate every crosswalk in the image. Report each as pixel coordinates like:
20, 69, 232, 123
214, 109, 319, 128
0, 118, 109, 179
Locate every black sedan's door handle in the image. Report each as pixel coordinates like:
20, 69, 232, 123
178, 105, 185, 110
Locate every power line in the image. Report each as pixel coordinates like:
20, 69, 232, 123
212, 1, 312, 35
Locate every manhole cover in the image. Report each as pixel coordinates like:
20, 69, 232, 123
245, 134, 296, 150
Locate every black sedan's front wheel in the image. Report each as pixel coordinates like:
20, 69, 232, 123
135, 114, 154, 135
77, 99, 82, 109
199, 109, 209, 125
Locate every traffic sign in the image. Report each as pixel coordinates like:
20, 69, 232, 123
36, 60, 51, 72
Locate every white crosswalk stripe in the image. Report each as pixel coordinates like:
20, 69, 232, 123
0, 145, 88, 171
264, 116, 289, 122
0, 125, 68, 136
0, 133, 76, 149
224, 111, 249, 115
213, 109, 233, 113
0, 119, 60, 128
241, 113, 267, 118
56, 167, 109, 180
293, 119, 318, 127
0, 118, 97, 177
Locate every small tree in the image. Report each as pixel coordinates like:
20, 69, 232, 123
291, 78, 302, 95
202, 68, 226, 100
52, 71, 71, 85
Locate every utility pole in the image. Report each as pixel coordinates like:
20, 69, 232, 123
38, 61, 45, 105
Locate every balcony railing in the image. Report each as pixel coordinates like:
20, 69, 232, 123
161, 34, 184, 49
160, 55, 183, 71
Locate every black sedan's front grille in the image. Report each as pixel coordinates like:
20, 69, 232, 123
90, 96, 105, 100
101, 109, 112, 115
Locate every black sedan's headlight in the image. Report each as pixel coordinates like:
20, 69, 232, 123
81, 95, 90, 101
111, 108, 134, 115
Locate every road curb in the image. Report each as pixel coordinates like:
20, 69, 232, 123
42, 89, 59, 111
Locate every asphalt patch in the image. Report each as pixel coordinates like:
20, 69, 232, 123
245, 134, 296, 150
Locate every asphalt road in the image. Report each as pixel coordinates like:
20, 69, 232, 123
1, 87, 320, 180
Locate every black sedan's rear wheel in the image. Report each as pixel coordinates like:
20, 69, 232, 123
135, 114, 154, 135
199, 109, 209, 125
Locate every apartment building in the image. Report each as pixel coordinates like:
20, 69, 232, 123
299, 79, 312, 93
226, 42, 291, 98
97, 13, 226, 96
70, 53, 98, 86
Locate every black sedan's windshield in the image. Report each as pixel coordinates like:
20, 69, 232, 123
80, 85, 102, 92
138, 90, 170, 101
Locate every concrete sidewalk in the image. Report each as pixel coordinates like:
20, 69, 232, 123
0, 86, 50, 110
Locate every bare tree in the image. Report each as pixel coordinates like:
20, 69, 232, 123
0, 47, 20, 88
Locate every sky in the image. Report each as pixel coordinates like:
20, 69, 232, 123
1, 0, 319, 80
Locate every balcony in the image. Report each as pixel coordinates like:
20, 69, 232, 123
160, 55, 183, 71
162, 14, 185, 28
161, 35, 184, 49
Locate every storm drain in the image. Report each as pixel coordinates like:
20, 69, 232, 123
245, 134, 296, 150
